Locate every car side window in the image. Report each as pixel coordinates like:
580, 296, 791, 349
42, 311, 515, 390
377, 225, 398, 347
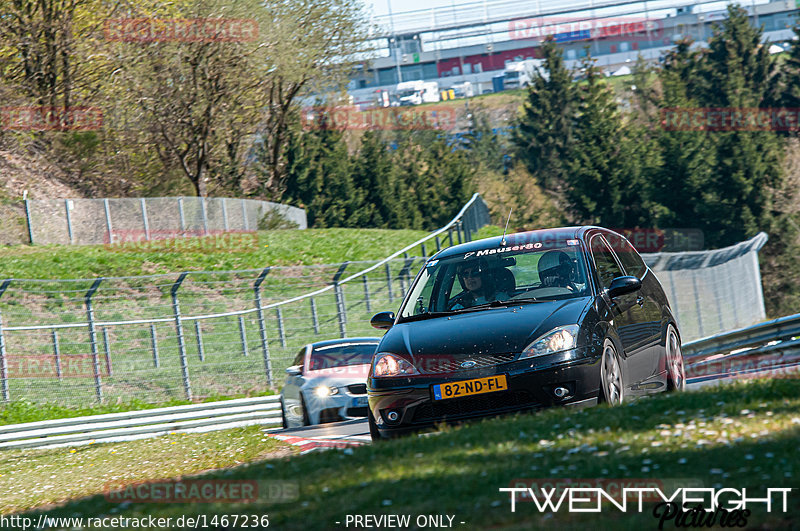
603, 233, 647, 278
590, 236, 624, 290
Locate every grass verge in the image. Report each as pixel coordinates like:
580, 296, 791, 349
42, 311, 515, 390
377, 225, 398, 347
21, 378, 800, 529
0, 228, 431, 279
0, 425, 292, 515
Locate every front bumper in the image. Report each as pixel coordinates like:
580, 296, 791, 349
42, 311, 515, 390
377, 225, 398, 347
367, 349, 601, 438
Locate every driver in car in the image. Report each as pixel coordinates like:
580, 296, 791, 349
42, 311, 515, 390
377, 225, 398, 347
448, 260, 510, 310
537, 250, 580, 292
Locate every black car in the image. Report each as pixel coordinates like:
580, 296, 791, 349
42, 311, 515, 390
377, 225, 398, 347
366, 226, 685, 440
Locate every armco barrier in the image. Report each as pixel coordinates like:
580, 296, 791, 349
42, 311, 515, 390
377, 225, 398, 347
0, 395, 281, 450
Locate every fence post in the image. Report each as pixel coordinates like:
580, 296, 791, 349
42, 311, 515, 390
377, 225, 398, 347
24, 199, 35, 244
140, 198, 151, 241
221, 198, 230, 231
102, 327, 113, 377
103, 198, 114, 244
276, 308, 286, 348
254, 267, 273, 386
421, 243, 427, 259
241, 199, 249, 231
448, 227, 454, 246
456, 221, 463, 244
435, 236, 441, 251
150, 324, 160, 368
171, 272, 192, 400
384, 263, 394, 303
200, 198, 209, 236
362, 275, 371, 312
85, 278, 104, 402
333, 262, 350, 339
194, 321, 205, 362
310, 297, 319, 335
239, 316, 249, 357
65, 199, 74, 245
52, 329, 62, 380
178, 197, 186, 232
0, 280, 12, 402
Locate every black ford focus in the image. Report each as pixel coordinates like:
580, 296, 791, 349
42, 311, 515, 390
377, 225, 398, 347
366, 226, 685, 440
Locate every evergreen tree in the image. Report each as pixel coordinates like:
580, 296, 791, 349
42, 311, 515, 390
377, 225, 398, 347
512, 36, 575, 191
351, 131, 401, 227
777, 22, 800, 125
653, 39, 717, 229
693, 5, 783, 246
565, 55, 630, 226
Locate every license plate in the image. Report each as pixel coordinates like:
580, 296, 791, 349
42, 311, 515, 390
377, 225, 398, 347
432, 375, 508, 401
352, 396, 368, 407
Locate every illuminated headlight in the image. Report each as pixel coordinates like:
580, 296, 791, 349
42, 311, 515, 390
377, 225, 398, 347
520, 325, 580, 359
372, 353, 419, 377
314, 385, 339, 398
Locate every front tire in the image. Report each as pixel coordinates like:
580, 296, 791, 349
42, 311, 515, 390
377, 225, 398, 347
300, 395, 311, 426
600, 339, 624, 406
368, 409, 381, 442
280, 396, 288, 429
665, 324, 686, 392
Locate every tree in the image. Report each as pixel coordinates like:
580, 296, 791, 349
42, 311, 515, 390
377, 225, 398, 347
776, 22, 800, 124
692, 5, 783, 246
564, 55, 630, 226
512, 36, 575, 192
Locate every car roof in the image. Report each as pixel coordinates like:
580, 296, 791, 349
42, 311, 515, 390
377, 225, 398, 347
434, 226, 600, 260
308, 337, 381, 349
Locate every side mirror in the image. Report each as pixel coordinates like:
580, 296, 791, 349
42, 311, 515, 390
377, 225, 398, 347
606, 276, 642, 299
370, 311, 395, 330
285, 365, 302, 376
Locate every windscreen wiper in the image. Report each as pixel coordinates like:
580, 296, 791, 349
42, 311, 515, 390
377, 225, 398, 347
453, 298, 543, 312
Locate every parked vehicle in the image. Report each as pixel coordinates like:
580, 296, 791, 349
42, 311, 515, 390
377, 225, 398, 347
503, 59, 544, 89
281, 338, 380, 428
367, 227, 685, 440
395, 80, 441, 105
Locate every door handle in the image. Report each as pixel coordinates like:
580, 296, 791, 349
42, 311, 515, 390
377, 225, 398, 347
636, 296, 645, 307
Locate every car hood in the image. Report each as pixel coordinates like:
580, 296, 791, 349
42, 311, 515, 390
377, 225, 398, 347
379, 298, 592, 360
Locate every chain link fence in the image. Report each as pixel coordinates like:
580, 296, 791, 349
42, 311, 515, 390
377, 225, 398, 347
24, 197, 308, 245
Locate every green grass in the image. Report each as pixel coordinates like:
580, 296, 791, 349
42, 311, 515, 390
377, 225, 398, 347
0, 228, 431, 279
20, 378, 800, 528
0, 426, 292, 515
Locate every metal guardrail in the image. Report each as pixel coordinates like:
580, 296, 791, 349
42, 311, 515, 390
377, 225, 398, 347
0, 396, 281, 450
682, 312, 800, 360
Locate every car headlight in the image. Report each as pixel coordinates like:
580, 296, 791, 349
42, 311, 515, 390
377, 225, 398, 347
520, 325, 580, 359
372, 352, 419, 377
314, 385, 339, 398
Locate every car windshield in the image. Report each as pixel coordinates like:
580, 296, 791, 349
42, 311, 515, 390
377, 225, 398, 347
397, 89, 418, 98
506, 71, 520, 79
399, 240, 590, 319
308, 343, 378, 370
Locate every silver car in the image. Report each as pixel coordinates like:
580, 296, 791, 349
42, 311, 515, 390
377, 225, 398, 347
280, 338, 380, 428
